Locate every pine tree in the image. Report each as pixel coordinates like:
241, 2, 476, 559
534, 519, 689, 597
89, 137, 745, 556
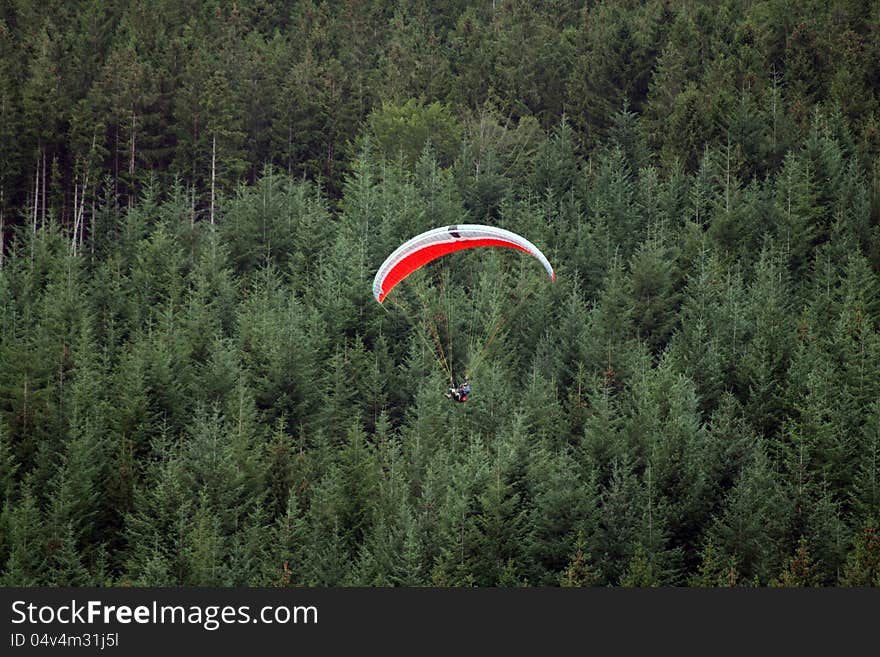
351, 492, 424, 586
0, 34, 24, 243
0, 425, 18, 504
851, 401, 880, 520
839, 521, 880, 586
566, 3, 656, 149
689, 540, 739, 587
335, 422, 380, 554
431, 439, 492, 586
627, 233, 682, 354
365, 99, 461, 169
490, 1, 575, 126
775, 150, 821, 277
586, 146, 640, 261
184, 489, 227, 586
738, 247, 795, 438
770, 537, 823, 587
268, 489, 308, 586
123, 426, 192, 585
47, 522, 92, 586
784, 21, 828, 112
641, 12, 701, 162
559, 531, 600, 587
619, 544, 662, 587
609, 101, 650, 174
626, 359, 710, 571
708, 443, 792, 584
701, 394, 757, 504
527, 118, 580, 198
88, 45, 159, 206
667, 262, 735, 414
300, 468, 350, 586
2, 483, 47, 585
526, 445, 599, 584
595, 454, 647, 584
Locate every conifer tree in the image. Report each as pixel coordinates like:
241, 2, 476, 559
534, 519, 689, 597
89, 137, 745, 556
738, 247, 795, 438
839, 521, 880, 587
559, 531, 600, 587
527, 446, 600, 584
47, 522, 92, 586
619, 544, 662, 587
2, 483, 47, 585
708, 444, 792, 584
770, 536, 823, 587
851, 402, 880, 521
689, 540, 739, 587
268, 489, 308, 586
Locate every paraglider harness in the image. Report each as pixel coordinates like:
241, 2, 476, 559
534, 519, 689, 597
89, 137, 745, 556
446, 380, 471, 403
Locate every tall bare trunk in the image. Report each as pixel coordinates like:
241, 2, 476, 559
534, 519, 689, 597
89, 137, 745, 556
71, 163, 89, 257
191, 115, 198, 227
0, 190, 4, 269
41, 149, 46, 223
33, 152, 40, 235
210, 132, 216, 225
114, 126, 119, 200
90, 196, 95, 255
129, 110, 136, 210
72, 173, 79, 256
288, 124, 293, 176
79, 171, 88, 250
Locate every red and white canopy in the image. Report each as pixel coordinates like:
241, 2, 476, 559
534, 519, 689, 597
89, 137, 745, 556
373, 224, 555, 303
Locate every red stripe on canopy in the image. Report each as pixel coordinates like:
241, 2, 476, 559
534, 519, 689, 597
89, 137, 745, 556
377, 238, 532, 302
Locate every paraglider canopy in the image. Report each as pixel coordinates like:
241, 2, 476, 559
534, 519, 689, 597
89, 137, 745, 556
372, 224, 555, 303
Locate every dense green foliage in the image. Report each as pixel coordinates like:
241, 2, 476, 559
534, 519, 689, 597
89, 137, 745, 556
1, 0, 879, 586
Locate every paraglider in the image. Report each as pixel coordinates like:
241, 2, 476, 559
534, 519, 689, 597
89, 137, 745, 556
445, 379, 471, 402
373, 224, 555, 303
373, 224, 555, 401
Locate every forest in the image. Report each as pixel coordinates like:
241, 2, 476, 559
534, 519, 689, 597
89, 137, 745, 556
1, 0, 879, 586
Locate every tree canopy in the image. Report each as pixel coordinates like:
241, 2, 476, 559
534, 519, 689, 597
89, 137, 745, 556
1, 0, 879, 587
